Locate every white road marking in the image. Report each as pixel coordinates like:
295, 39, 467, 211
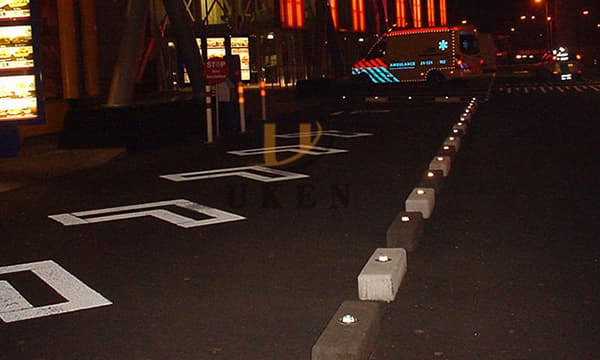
227, 144, 348, 156
276, 130, 373, 139
348, 109, 392, 114
161, 165, 308, 183
49, 199, 245, 228
0, 260, 111, 323
590, 85, 600, 91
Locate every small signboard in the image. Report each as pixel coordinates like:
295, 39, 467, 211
204, 58, 229, 85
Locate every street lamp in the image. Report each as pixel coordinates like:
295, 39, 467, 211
534, 0, 553, 48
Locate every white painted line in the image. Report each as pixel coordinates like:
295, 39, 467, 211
275, 130, 373, 139
329, 111, 345, 116
49, 199, 245, 228
0, 260, 112, 323
573, 86, 583, 92
523, 87, 529, 94
556, 86, 565, 93
590, 85, 600, 91
540, 87, 547, 93
349, 109, 392, 114
160, 165, 309, 183
227, 145, 348, 156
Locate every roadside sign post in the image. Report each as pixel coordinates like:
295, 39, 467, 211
203, 58, 230, 141
205, 85, 213, 143
237, 82, 246, 133
260, 79, 267, 121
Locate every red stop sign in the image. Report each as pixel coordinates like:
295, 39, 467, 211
204, 58, 229, 84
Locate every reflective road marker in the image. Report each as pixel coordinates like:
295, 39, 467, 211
160, 165, 308, 183
0, 260, 111, 323
227, 145, 347, 156
49, 199, 245, 228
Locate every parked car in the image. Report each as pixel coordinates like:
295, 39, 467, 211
535, 47, 584, 80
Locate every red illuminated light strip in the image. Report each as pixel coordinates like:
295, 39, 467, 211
427, 0, 435, 27
352, 0, 358, 31
412, 0, 422, 28
359, 0, 365, 31
279, 0, 304, 28
396, 0, 407, 27
279, 0, 286, 27
386, 25, 457, 37
286, 0, 294, 27
330, 0, 338, 29
351, 0, 365, 32
439, 0, 447, 26
295, 0, 304, 27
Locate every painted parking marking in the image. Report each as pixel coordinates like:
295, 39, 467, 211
348, 109, 392, 114
573, 86, 584, 92
0, 260, 111, 323
556, 86, 565, 93
590, 85, 600, 91
275, 130, 373, 139
49, 199, 245, 228
160, 165, 309, 183
227, 145, 348, 157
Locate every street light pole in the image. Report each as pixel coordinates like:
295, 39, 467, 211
535, 0, 553, 48
545, 0, 553, 48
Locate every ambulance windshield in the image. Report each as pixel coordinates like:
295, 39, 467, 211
366, 40, 387, 60
459, 34, 480, 55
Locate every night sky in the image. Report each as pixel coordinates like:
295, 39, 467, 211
447, 0, 599, 35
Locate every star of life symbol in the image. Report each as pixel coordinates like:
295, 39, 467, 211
438, 40, 449, 51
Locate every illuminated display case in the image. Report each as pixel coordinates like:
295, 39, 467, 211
0, 0, 43, 125
0, 0, 31, 21
196, 36, 251, 82
230, 36, 250, 81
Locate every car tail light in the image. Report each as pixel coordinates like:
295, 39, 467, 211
576, 54, 582, 60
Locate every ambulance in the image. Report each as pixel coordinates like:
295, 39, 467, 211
352, 25, 484, 85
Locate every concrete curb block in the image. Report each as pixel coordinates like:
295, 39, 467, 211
358, 248, 407, 302
405, 187, 435, 219
453, 121, 468, 135
386, 211, 424, 251
437, 144, 457, 159
311, 300, 385, 360
418, 169, 444, 194
443, 135, 461, 152
428, 156, 451, 177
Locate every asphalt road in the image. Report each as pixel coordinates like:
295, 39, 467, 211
372, 87, 600, 359
1, 76, 599, 359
